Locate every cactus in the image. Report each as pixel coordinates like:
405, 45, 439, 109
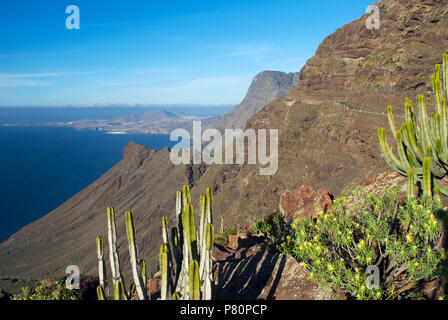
97, 285, 106, 300
189, 260, 200, 300
378, 54, 448, 198
140, 259, 147, 288
114, 280, 126, 300
407, 169, 415, 200
159, 243, 170, 300
163, 185, 216, 300
96, 236, 106, 290
106, 207, 127, 299
95, 185, 215, 300
203, 223, 214, 300
423, 157, 432, 198
125, 210, 147, 300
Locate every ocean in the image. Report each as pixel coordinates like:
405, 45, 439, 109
0, 106, 231, 242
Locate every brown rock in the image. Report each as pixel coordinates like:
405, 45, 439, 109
212, 244, 234, 262
359, 171, 412, 201
227, 235, 239, 251
279, 184, 333, 222
421, 278, 445, 300
149, 277, 161, 300
0, 290, 11, 301
214, 251, 343, 300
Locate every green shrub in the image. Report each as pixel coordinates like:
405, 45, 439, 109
214, 228, 237, 247
279, 186, 446, 300
250, 214, 289, 250
12, 280, 77, 300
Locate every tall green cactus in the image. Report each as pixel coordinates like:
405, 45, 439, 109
96, 236, 106, 290
189, 260, 200, 300
203, 223, 214, 300
407, 169, 415, 200
95, 185, 215, 300
159, 243, 170, 300
182, 204, 198, 261
97, 285, 106, 300
114, 280, 126, 300
165, 185, 215, 300
378, 54, 448, 198
125, 210, 147, 300
106, 207, 127, 300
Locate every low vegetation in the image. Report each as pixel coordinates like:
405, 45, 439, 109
251, 186, 447, 300
11, 280, 77, 300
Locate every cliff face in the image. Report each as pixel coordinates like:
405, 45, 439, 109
291, 0, 448, 110
192, 0, 448, 228
211, 71, 299, 130
1, 0, 448, 280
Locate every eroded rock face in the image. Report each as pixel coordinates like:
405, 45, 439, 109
210, 231, 342, 300
279, 184, 333, 222
290, 0, 448, 110
212, 71, 299, 130
213, 251, 340, 300
359, 171, 410, 199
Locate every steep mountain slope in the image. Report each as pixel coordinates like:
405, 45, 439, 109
1, 0, 448, 280
0, 143, 206, 279
191, 0, 448, 227
211, 71, 299, 130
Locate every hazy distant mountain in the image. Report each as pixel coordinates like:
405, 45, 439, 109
211, 71, 299, 130
116, 109, 179, 122
46, 109, 203, 135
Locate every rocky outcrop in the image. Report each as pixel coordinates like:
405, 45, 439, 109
290, 0, 448, 110
211, 71, 299, 131
279, 184, 333, 222
211, 232, 341, 300
192, 0, 448, 230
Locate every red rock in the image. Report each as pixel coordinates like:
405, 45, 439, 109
279, 184, 333, 222
227, 235, 239, 251
149, 277, 161, 300
212, 244, 233, 262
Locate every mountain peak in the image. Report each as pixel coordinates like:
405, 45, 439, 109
123, 141, 151, 167
211, 70, 299, 130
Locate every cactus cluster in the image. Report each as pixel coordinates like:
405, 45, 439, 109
95, 185, 215, 300
160, 185, 215, 300
96, 207, 147, 300
378, 54, 448, 200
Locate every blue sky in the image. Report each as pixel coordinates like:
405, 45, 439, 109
0, 0, 374, 106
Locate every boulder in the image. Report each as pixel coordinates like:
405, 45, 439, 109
213, 251, 343, 300
279, 184, 333, 222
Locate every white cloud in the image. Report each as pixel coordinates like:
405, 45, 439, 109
0, 70, 105, 79
87, 76, 251, 105
0, 70, 106, 87
0, 78, 52, 87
